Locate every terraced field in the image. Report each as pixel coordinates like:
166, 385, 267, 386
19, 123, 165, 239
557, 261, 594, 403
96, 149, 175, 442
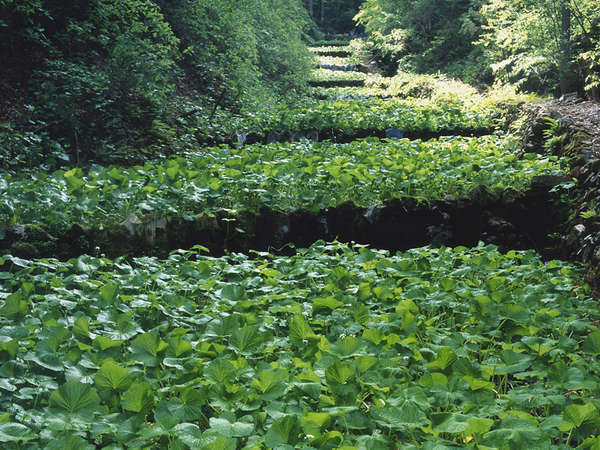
1, 39, 598, 448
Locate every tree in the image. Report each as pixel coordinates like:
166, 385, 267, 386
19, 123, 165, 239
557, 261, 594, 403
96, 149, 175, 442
479, 0, 600, 95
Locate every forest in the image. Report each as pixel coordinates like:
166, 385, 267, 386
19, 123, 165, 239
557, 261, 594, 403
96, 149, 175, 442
1, 0, 600, 448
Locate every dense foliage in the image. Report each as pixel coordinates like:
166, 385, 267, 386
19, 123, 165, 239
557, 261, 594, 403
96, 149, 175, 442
355, 0, 600, 96
0, 136, 565, 239
0, 242, 599, 447
135, 94, 503, 148
1, 7, 598, 448
304, 0, 363, 34
0, 0, 313, 167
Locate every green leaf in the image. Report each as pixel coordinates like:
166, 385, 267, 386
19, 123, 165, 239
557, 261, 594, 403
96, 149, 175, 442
497, 350, 534, 374
122, 382, 154, 413
371, 405, 429, 431
310, 430, 343, 448
0, 336, 18, 359
72, 318, 90, 341
100, 282, 119, 304
168, 336, 193, 357
301, 411, 331, 435
582, 330, 600, 355
94, 359, 132, 392
294, 382, 322, 400
251, 369, 288, 401
179, 388, 207, 421
221, 285, 245, 302
313, 296, 344, 312
265, 415, 300, 447
329, 336, 364, 358
289, 314, 319, 347
130, 332, 167, 367
363, 328, 385, 345
355, 355, 378, 372
432, 413, 469, 433
107, 167, 128, 185
166, 164, 179, 180
464, 375, 495, 391
45, 434, 95, 449
175, 424, 236, 449
2, 292, 29, 318
483, 426, 547, 448
93, 336, 123, 351
0, 423, 35, 443
325, 361, 356, 384
465, 417, 494, 435
230, 325, 266, 355
208, 417, 254, 437
205, 358, 236, 384
64, 169, 85, 191
49, 381, 101, 414
200, 434, 236, 450
426, 347, 457, 371
562, 403, 599, 429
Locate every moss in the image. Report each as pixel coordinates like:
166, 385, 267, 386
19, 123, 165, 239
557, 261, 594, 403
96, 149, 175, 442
22, 223, 51, 241
10, 241, 42, 259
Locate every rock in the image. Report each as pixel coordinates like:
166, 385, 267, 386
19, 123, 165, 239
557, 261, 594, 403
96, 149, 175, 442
120, 213, 167, 244
530, 174, 571, 190
267, 131, 283, 144
195, 212, 219, 231
470, 185, 498, 205
567, 223, 587, 246
443, 194, 457, 203
385, 128, 404, 139
11, 224, 26, 238
594, 246, 600, 262
426, 225, 452, 247
121, 213, 142, 237
304, 130, 319, 141
559, 92, 581, 105
501, 188, 522, 204
582, 159, 600, 173
363, 205, 383, 225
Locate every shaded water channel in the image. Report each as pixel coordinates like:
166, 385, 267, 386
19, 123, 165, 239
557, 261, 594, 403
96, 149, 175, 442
1, 182, 567, 261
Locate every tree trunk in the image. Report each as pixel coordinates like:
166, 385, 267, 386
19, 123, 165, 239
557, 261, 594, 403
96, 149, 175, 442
307, 0, 313, 19
559, 2, 578, 95
320, 0, 324, 26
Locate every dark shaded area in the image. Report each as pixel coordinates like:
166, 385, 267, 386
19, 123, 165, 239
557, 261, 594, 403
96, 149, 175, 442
1, 182, 568, 261
243, 127, 495, 147
309, 79, 365, 87
312, 49, 351, 57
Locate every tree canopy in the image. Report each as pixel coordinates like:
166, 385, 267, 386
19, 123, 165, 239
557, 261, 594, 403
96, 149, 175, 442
0, 0, 313, 165
354, 0, 600, 96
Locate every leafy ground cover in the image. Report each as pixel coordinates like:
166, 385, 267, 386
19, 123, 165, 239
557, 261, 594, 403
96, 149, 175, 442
313, 75, 535, 105
309, 40, 351, 47
308, 45, 352, 56
317, 56, 355, 67
311, 69, 367, 82
168, 94, 500, 149
309, 69, 367, 87
314, 86, 396, 99
153, 72, 529, 149
0, 136, 566, 236
260, 97, 498, 138
0, 242, 598, 448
